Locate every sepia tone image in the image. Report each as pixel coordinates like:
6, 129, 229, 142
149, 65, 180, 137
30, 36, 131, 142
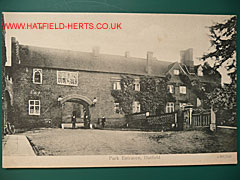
2, 13, 237, 168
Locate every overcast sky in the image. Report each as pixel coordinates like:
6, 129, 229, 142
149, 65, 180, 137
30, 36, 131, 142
3, 13, 232, 83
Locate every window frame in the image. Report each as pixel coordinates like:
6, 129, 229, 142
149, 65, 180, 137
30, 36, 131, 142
57, 70, 78, 86
179, 86, 187, 94
132, 101, 141, 113
173, 69, 180, 75
113, 81, 121, 90
114, 102, 122, 114
166, 102, 174, 113
198, 68, 203, 76
29, 100, 40, 116
33, 69, 42, 84
133, 79, 140, 91
167, 84, 174, 94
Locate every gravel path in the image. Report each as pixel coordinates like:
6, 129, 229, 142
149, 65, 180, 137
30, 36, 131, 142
22, 128, 237, 156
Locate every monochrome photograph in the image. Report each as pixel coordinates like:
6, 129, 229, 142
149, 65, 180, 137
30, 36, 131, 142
2, 12, 237, 168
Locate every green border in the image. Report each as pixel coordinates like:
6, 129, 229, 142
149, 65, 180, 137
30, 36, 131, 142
0, 0, 239, 180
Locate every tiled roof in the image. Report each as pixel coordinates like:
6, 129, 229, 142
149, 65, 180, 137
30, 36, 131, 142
19, 45, 173, 77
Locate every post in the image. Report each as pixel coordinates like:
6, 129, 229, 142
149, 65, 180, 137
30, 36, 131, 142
210, 106, 216, 132
174, 112, 178, 128
61, 103, 64, 129
189, 107, 193, 127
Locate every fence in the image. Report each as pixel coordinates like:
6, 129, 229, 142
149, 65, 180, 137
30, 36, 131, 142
192, 113, 211, 127
126, 112, 177, 131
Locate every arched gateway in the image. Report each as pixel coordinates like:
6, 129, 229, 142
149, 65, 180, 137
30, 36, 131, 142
59, 94, 93, 129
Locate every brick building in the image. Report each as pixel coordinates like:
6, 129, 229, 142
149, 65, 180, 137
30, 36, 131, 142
6, 37, 221, 128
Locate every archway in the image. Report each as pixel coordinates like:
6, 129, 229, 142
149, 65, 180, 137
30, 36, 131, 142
60, 94, 92, 129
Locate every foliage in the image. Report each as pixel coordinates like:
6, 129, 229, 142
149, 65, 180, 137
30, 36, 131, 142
201, 16, 237, 125
202, 16, 236, 84
111, 75, 175, 115
179, 62, 222, 109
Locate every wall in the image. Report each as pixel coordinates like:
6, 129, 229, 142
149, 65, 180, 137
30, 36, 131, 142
167, 63, 197, 111
11, 65, 126, 128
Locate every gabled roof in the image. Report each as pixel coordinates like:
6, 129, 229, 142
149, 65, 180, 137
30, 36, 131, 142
18, 45, 172, 77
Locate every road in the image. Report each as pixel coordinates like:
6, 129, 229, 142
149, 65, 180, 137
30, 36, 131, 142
22, 128, 237, 156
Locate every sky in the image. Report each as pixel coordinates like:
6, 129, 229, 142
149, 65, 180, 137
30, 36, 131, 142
3, 13, 232, 83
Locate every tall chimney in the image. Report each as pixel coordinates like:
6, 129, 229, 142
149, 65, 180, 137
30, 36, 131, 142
11, 37, 20, 65
146, 51, 153, 74
92, 47, 100, 57
125, 51, 130, 58
180, 48, 194, 73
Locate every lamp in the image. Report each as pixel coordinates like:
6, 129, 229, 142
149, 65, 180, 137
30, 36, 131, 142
57, 95, 63, 106
92, 97, 97, 107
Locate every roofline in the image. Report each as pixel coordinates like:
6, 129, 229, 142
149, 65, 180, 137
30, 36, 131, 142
19, 64, 166, 78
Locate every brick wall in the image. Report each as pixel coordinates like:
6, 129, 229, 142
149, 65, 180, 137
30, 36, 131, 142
11, 66, 126, 128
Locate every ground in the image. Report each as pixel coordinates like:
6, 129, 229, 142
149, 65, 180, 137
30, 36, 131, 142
21, 128, 237, 156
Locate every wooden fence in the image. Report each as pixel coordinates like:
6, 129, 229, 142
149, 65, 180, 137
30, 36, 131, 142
192, 112, 211, 127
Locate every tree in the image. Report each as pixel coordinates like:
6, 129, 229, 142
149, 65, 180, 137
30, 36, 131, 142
201, 16, 237, 125
202, 16, 236, 85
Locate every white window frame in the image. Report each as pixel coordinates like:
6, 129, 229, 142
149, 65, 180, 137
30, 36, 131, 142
57, 70, 78, 86
29, 100, 40, 115
173, 69, 180, 75
132, 101, 141, 113
134, 79, 140, 91
179, 86, 187, 94
114, 102, 121, 114
198, 68, 203, 76
33, 69, 42, 84
113, 81, 121, 90
167, 85, 174, 94
166, 102, 174, 113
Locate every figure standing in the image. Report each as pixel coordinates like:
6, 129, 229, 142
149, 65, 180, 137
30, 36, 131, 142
72, 111, 76, 129
102, 116, 106, 128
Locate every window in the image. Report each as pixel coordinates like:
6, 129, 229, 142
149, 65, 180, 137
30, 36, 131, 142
29, 100, 40, 115
179, 86, 187, 94
134, 80, 140, 91
167, 85, 174, 94
173, 69, 179, 75
33, 69, 42, 84
179, 103, 187, 110
113, 81, 121, 90
198, 67, 203, 76
114, 102, 122, 114
166, 102, 174, 113
197, 98, 202, 107
132, 101, 141, 113
57, 71, 78, 86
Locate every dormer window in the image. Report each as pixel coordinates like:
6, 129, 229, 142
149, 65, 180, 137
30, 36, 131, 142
33, 69, 42, 84
134, 79, 140, 91
173, 69, 180, 75
198, 66, 203, 76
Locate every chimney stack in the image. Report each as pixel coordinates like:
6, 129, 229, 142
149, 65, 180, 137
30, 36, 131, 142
146, 51, 153, 74
125, 51, 130, 58
180, 48, 194, 73
11, 37, 20, 65
92, 47, 100, 57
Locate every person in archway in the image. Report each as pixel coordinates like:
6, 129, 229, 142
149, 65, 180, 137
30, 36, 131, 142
101, 116, 106, 128
83, 107, 88, 128
72, 111, 77, 129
